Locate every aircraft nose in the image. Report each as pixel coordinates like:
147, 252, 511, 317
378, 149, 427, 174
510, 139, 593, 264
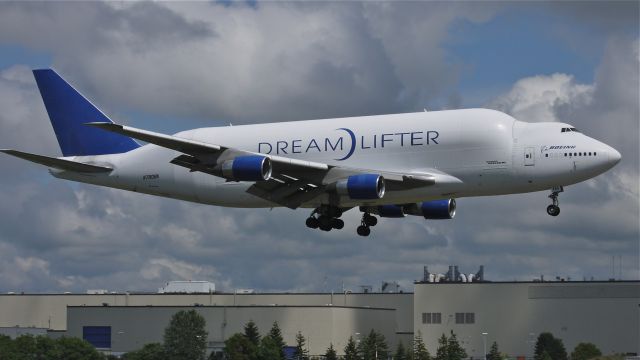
608, 147, 622, 166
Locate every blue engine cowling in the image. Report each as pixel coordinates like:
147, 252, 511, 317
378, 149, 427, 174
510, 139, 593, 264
419, 199, 456, 219
336, 174, 385, 199
221, 155, 272, 181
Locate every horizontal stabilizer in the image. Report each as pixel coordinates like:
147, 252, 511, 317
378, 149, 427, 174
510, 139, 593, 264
0, 149, 112, 173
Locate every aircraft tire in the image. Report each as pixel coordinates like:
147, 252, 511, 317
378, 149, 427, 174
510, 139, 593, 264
357, 225, 371, 236
306, 217, 319, 229
364, 214, 378, 227
546, 205, 560, 216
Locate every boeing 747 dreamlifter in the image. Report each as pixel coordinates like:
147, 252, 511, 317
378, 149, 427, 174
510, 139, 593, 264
1, 69, 622, 236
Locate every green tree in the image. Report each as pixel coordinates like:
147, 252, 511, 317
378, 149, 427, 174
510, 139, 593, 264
325, 343, 338, 360
435, 334, 448, 360
487, 341, 501, 360
55, 336, 105, 360
359, 329, 388, 360
293, 332, 309, 360
0, 334, 13, 355
344, 336, 360, 360
245, 320, 261, 347
163, 309, 208, 360
258, 336, 282, 360
395, 342, 407, 360
446, 331, 467, 360
268, 322, 286, 360
124, 343, 166, 360
534, 333, 568, 360
570, 343, 602, 360
225, 333, 254, 360
413, 332, 431, 360
0, 335, 102, 360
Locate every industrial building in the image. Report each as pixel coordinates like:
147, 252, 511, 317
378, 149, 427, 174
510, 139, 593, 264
0, 279, 638, 357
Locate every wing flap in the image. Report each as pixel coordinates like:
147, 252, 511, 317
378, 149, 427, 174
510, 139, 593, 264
1, 149, 112, 173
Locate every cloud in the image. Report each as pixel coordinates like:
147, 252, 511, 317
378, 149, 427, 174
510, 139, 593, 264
488, 73, 594, 123
0, 2, 497, 125
0, 2, 637, 293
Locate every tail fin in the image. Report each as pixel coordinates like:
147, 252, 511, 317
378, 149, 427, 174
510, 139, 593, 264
32, 69, 140, 157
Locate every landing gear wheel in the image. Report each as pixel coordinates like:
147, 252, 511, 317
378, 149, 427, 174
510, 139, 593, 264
305, 217, 319, 229
318, 215, 333, 231
363, 214, 378, 227
332, 218, 345, 229
357, 225, 371, 236
546, 205, 560, 217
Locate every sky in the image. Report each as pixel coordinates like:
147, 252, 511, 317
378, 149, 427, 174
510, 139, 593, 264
0, 1, 638, 293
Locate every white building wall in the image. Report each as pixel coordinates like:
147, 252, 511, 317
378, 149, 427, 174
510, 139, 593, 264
414, 282, 640, 358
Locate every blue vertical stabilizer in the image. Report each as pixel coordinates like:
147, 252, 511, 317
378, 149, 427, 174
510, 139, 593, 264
32, 69, 140, 156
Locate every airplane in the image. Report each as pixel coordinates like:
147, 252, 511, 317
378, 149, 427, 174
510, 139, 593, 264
1, 69, 622, 236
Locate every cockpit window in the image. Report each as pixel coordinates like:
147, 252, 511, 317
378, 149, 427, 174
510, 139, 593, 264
561, 127, 580, 133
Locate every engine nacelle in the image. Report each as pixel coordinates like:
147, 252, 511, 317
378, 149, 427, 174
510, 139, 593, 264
336, 174, 385, 199
221, 155, 272, 181
419, 199, 456, 219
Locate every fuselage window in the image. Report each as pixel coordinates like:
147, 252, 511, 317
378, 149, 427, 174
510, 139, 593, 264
589, 152, 592, 156
594, 152, 597, 156
545, 154, 549, 157
574, 152, 577, 156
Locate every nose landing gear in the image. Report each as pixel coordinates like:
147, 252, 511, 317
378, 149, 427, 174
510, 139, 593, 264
546, 186, 563, 217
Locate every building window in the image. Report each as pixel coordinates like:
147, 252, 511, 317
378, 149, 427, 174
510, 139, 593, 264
433, 313, 442, 324
83, 326, 111, 349
455, 313, 465, 324
465, 313, 475, 324
423, 312, 441, 324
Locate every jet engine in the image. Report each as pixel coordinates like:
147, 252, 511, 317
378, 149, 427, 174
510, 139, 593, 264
221, 155, 272, 181
415, 199, 456, 219
335, 174, 385, 199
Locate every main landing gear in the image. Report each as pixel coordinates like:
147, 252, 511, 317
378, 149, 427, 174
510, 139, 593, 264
305, 206, 344, 232
305, 206, 379, 236
546, 186, 563, 217
356, 213, 378, 237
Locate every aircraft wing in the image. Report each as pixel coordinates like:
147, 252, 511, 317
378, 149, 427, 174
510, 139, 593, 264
88, 122, 457, 208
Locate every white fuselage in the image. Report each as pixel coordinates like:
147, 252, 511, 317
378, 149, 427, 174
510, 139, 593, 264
54, 109, 620, 208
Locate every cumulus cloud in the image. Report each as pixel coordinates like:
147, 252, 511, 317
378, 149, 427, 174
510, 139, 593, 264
0, 2, 637, 293
488, 73, 594, 123
0, 2, 496, 124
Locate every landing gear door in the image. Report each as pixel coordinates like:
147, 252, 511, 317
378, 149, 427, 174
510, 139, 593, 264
524, 147, 535, 166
